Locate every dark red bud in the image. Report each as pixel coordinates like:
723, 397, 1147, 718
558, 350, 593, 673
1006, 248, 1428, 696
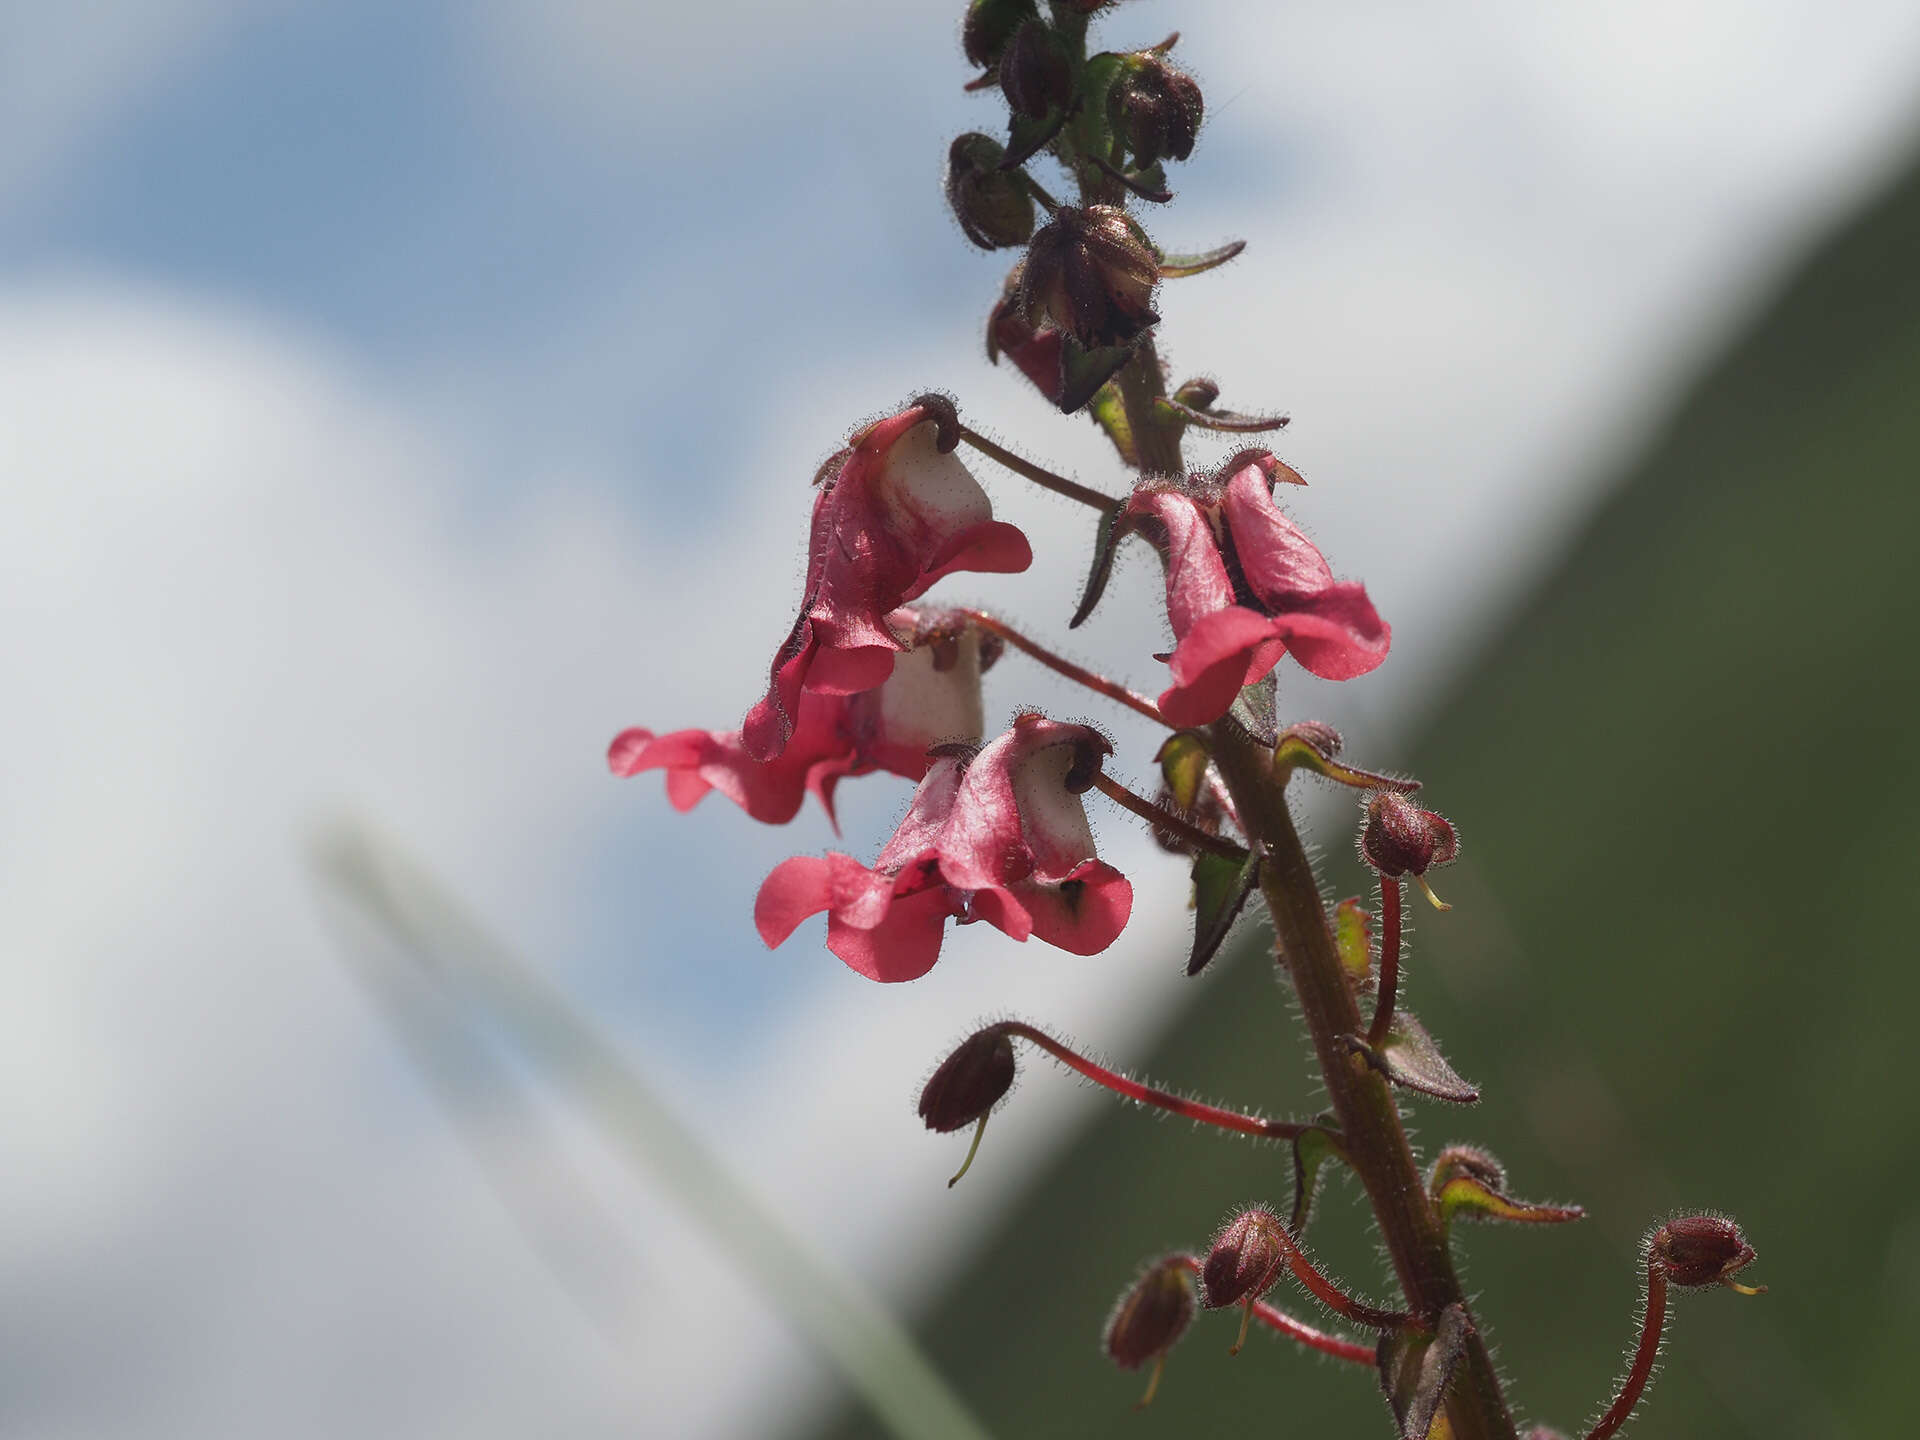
946, 133, 1036, 250
1105, 1258, 1196, 1370
1111, 55, 1203, 167
1201, 1206, 1288, 1309
1650, 1214, 1759, 1291
1019, 205, 1161, 350
962, 0, 1039, 70
1359, 790, 1458, 877
918, 1028, 1016, 1133
998, 19, 1072, 119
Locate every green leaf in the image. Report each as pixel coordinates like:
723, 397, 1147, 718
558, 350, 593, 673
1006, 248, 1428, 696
1376, 1304, 1470, 1440
1069, 500, 1129, 628
1153, 395, 1290, 434
1288, 1124, 1344, 1236
1086, 381, 1137, 468
1343, 1013, 1479, 1104
1226, 673, 1278, 747
1003, 103, 1069, 170
1070, 51, 1125, 161
1157, 239, 1246, 278
1188, 847, 1260, 976
1334, 897, 1373, 983
1274, 731, 1419, 793
1056, 334, 1134, 414
1154, 731, 1211, 810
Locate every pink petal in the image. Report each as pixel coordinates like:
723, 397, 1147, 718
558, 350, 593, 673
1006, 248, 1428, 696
1128, 486, 1237, 639
825, 887, 954, 982
1221, 461, 1337, 600
1157, 606, 1287, 727
1270, 594, 1390, 680
1019, 861, 1133, 955
968, 885, 1035, 943
755, 856, 836, 948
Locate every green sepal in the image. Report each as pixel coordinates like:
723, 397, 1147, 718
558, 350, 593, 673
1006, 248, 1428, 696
1187, 846, 1260, 976
1157, 239, 1246, 278
1334, 897, 1373, 984
1226, 673, 1278, 747
1068, 499, 1129, 629
1376, 1304, 1469, 1440
1435, 1176, 1585, 1230
1056, 333, 1133, 414
1003, 102, 1070, 170
1288, 1123, 1345, 1236
1086, 381, 1137, 468
1070, 51, 1127, 162
1275, 731, 1419, 793
1154, 731, 1210, 810
1153, 394, 1289, 433
1343, 1013, 1479, 1105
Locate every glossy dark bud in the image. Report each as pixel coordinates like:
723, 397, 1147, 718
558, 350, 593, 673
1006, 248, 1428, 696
1650, 1214, 1759, 1290
1200, 1206, 1288, 1309
1019, 205, 1161, 349
1112, 55, 1203, 167
945, 133, 1036, 250
917, 1027, 1016, 1133
1359, 790, 1458, 878
998, 18, 1073, 118
962, 0, 1039, 70
1105, 1258, 1196, 1370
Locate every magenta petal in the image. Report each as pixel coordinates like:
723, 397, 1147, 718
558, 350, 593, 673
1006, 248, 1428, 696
1269, 590, 1390, 680
1158, 605, 1283, 726
1129, 487, 1237, 639
1220, 461, 1337, 599
1020, 861, 1134, 955
913, 519, 1035, 595
826, 887, 954, 982
755, 856, 836, 948
968, 885, 1035, 943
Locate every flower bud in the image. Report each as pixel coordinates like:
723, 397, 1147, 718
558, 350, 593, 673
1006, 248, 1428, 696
917, 1027, 1016, 1133
1111, 55, 1204, 167
1359, 790, 1458, 878
1200, 1205, 1288, 1310
1105, 1258, 1195, 1370
1649, 1214, 1759, 1290
1429, 1143, 1506, 1195
945, 133, 1036, 250
962, 0, 1039, 70
998, 19, 1073, 118
1019, 205, 1161, 350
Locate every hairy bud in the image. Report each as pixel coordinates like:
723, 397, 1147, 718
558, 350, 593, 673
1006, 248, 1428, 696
1019, 205, 1161, 349
1429, 1143, 1506, 1194
1112, 55, 1204, 167
1105, 1258, 1196, 1370
917, 1027, 1016, 1133
1359, 790, 1458, 878
1201, 1206, 1288, 1309
998, 19, 1072, 118
946, 134, 1036, 250
1650, 1214, 1759, 1290
962, 0, 1039, 70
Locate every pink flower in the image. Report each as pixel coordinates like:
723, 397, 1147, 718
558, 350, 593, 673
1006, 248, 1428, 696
754, 713, 1134, 982
742, 400, 1032, 761
609, 612, 997, 830
1125, 451, 1389, 726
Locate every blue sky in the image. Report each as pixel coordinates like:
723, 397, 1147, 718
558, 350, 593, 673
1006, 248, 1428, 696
4, 2, 1920, 1436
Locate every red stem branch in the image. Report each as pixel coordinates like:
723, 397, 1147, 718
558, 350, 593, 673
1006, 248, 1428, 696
958, 426, 1118, 512
1587, 1261, 1669, 1440
955, 608, 1170, 727
1089, 772, 1246, 859
1168, 1255, 1375, 1365
1000, 1022, 1318, 1143
1366, 876, 1402, 1047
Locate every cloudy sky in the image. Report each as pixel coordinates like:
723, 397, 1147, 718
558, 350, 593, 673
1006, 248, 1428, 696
4, 2, 1919, 1436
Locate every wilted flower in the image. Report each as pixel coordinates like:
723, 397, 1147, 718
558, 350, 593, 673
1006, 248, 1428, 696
754, 713, 1134, 981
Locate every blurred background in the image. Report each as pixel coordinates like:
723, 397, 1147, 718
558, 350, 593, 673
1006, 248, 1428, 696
5, 2, 1919, 1436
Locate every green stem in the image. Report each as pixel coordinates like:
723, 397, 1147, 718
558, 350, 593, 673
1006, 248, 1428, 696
1207, 727, 1519, 1440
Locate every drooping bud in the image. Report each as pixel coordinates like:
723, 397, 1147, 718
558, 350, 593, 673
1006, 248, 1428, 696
1105, 1258, 1196, 1371
918, 1026, 1016, 1133
946, 133, 1036, 250
1019, 205, 1161, 350
1649, 1214, 1761, 1291
1359, 791, 1458, 879
1200, 1206, 1288, 1310
1111, 54, 1204, 167
998, 19, 1072, 118
962, 0, 1039, 71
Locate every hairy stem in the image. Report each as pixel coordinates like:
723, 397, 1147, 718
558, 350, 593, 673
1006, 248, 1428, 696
1366, 876, 1403, 1047
1000, 1022, 1320, 1142
1207, 724, 1519, 1440
1587, 1261, 1668, 1440
1088, 772, 1244, 859
954, 608, 1168, 726
1168, 1255, 1375, 1365
958, 426, 1117, 511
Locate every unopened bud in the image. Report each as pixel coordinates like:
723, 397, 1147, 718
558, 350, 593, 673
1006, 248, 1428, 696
1201, 1206, 1288, 1310
1650, 1214, 1760, 1291
1019, 205, 1161, 350
998, 19, 1072, 119
1359, 790, 1458, 878
1111, 55, 1204, 167
918, 1027, 1016, 1133
1429, 1143, 1506, 1195
1105, 1258, 1195, 1370
962, 0, 1039, 70
945, 134, 1036, 250
1278, 720, 1343, 762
